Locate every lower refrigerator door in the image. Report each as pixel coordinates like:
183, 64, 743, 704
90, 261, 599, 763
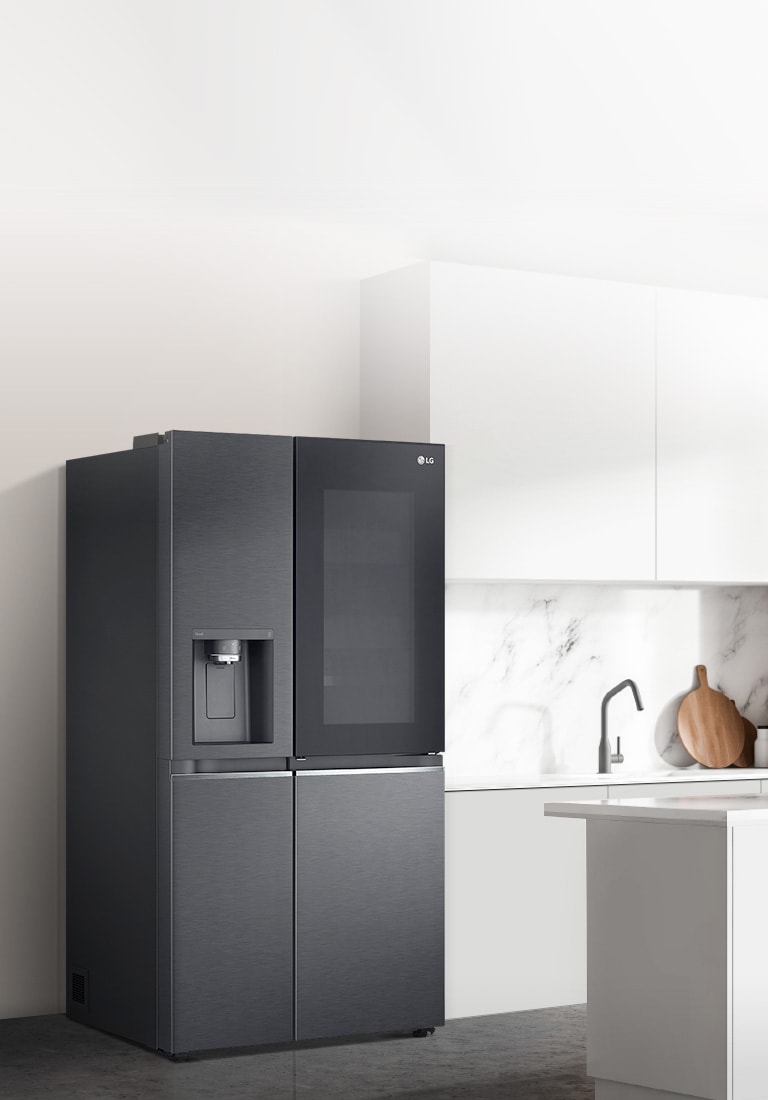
170, 772, 294, 1053
295, 766, 445, 1041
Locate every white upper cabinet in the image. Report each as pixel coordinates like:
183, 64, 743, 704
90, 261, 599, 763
361, 262, 656, 581
657, 288, 768, 583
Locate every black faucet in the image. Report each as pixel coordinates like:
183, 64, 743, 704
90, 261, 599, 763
599, 679, 644, 773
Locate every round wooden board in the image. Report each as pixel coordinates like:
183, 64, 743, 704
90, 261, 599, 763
677, 666, 745, 768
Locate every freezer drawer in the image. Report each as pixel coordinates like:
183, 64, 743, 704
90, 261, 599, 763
170, 773, 293, 1053
295, 768, 445, 1041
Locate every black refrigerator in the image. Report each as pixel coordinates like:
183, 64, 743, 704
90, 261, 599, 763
66, 431, 445, 1056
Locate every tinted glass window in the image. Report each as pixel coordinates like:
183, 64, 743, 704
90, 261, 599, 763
323, 490, 415, 726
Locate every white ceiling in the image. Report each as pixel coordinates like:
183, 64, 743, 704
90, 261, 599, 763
3, 0, 768, 291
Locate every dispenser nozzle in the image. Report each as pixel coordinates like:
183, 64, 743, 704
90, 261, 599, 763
207, 639, 242, 664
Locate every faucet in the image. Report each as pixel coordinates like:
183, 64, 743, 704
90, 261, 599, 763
599, 679, 644, 773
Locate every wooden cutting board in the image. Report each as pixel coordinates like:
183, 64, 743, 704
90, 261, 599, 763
677, 666, 745, 768
734, 715, 757, 768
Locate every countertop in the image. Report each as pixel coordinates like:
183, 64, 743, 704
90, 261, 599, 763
445, 768, 768, 791
544, 792, 768, 825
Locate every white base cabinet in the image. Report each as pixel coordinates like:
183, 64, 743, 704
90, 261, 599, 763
587, 818, 730, 1100
445, 786, 603, 1019
543, 791, 768, 1100
445, 779, 761, 1021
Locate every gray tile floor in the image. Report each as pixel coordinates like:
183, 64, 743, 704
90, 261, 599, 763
0, 1006, 592, 1099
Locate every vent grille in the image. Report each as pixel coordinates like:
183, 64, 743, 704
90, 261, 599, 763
70, 969, 87, 1007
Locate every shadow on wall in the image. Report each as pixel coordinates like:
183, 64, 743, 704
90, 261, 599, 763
0, 466, 65, 1017
654, 684, 697, 768
655, 589, 768, 768
699, 587, 768, 720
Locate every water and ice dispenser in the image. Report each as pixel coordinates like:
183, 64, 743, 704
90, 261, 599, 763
192, 628, 274, 744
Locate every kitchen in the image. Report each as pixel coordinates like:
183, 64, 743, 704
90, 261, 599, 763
3, 3, 768, 1098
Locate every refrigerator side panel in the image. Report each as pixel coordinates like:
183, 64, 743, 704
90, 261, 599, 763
157, 435, 172, 761
169, 431, 294, 760
156, 761, 172, 1053
171, 773, 294, 1053
156, 441, 172, 1050
296, 768, 445, 1041
65, 447, 158, 1047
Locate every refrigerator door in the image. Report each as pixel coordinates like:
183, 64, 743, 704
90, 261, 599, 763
295, 767, 445, 1041
169, 772, 294, 1053
167, 431, 294, 761
294, 437, 445, 757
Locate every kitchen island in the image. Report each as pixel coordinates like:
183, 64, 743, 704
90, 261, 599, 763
544, 794, 768, 1100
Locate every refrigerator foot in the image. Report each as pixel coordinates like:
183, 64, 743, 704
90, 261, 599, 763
158, 1050, 190, 1062
412, 1028, 436, 1038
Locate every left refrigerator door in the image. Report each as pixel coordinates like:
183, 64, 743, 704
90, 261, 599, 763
169, 772, 294, 1053
167, 431, 294, 762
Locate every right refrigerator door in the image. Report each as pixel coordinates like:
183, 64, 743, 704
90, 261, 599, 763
294, 437, 444, 758
295, 767, 445, 1041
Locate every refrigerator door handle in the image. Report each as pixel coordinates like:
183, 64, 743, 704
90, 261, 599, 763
295, 766, 443, 777
171, 771, 291, 780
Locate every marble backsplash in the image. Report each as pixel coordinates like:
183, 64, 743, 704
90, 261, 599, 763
445, 584, 768, 781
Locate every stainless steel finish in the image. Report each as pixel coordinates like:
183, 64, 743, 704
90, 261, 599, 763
598, 679, 644, 773
157, 443, 173, 1051
157, 762, 172, 1053
171, 772, 293, 1051
66, 446, 159, 1049
191, 628, 275, 640
170, 432, 293, 760
207, 638, 242, 664
68, 431, 445, 1056
293, 771, 299, 1041
295, 769, 444, 1041
157, 434, 173, 762
296, 767, 443, 777
171, 772, 290, 781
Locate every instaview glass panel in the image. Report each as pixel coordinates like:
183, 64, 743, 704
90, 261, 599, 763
323, 490, 415, 726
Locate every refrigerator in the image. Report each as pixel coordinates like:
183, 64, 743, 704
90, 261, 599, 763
66, 431, 445, 1056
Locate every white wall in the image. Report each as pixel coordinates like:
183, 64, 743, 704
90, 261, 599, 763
0, 199, 428, 1019
0, 204, 409, 1018
4, 0, 768, 1020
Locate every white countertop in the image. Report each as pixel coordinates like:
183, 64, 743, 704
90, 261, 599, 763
544, 793, 768, 825
445, 768, 768, 791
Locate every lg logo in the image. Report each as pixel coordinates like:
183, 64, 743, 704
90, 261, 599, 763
417, 455, 435, 466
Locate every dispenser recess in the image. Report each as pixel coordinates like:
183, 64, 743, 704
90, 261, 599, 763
192, 628, 275, 744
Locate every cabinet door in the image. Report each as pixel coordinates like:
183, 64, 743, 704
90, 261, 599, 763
171, 773, 293, 1053
657, 288, 768, 582
429, 263, 656, 581
295, 769, 444, 1041
732, 824, 768, 1100
446, 786, 606, 1018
